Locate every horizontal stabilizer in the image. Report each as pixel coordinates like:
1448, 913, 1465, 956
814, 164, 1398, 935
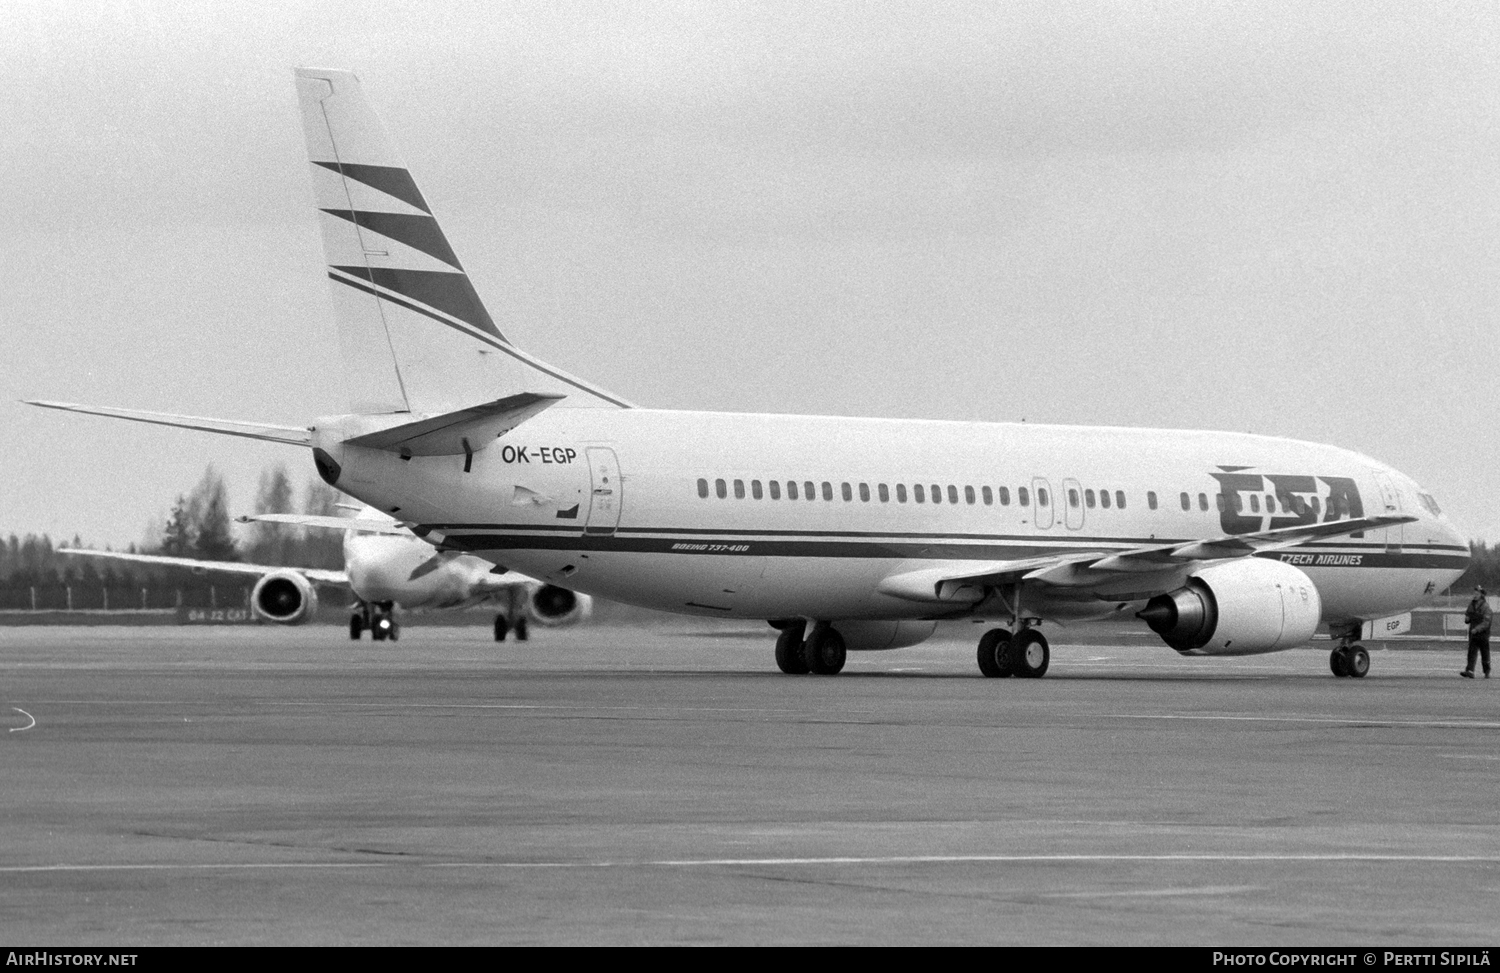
238, 513, 411, 536
25, 401, 310, 446
58, 548, 347, 584
341, 392, 564, 456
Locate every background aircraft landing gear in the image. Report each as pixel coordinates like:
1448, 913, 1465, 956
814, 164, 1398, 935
495, 615, 509, 641
775, 621, 809, 674
514, 617, 528, 642
349, 613, 364, 640
1330, 644, 1369, 678
977, 628, 1013, 678
370, 602, 397, 642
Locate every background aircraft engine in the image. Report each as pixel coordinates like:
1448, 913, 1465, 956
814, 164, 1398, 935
526, 586, 593, 627
250, 571, 319, 625
1139, 558, 1321, 656
836, 620, 938, 651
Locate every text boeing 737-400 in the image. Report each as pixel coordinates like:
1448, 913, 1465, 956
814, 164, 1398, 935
28, 68, 1469, 679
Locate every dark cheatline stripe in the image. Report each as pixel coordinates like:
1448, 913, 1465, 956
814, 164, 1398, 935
314, 161, 430, 213
333, 265, 501, 339
323, 210, 461, 270
431, 530, 1473, 570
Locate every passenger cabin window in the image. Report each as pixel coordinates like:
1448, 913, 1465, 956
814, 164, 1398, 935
1018, 487, 1029, 506
1082, 488, 1093, 508
804, 481, 815, 501
915, 485, 926, 503
1310, 497, 1320, 515
1117, 490, 1127, 509
999, 486, 1011, 506
1266, 495, 1275, 513
769, 480, 781, 500
697, 478, 708, 498
1180, 492, 1190, 511
1249, 494, 1259, 513
734, 479, 745, 499
1198, 493, 1208, 511
1069, 488, 1081, 508
1099, 490, 1109, 509
1148, 491, 1158, 510
859, 483, 870, 502
1038, 489, 1050, 507
896, 484, 908, 503
841, 482, 852, 502
787, 480, 799, 500
821, 482, 833, 501
878, 483, 890, 502
982, 486, 993, 505
716, 478, 727, 499
1219, 494, 1229, 513
948, 485, 959, 504
751, 480, 763, 500
931, 484, 942, 505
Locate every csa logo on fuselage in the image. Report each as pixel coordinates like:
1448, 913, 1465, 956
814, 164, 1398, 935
1209, 471, 1364, 535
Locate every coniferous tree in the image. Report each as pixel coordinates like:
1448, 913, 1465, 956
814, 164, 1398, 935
161, 495, 194, 556
189, 466, 237, 562
248, 465, 296, 565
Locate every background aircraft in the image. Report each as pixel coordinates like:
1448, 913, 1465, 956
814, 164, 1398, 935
59, 509, 591, 641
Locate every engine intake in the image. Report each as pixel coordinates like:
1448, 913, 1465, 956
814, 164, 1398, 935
1139, 558, 1321, 656
251, 570, 319, 624
526, 585, 593, 627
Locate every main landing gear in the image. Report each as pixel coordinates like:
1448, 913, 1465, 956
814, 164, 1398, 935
976, 626, 1050, 678
351, 601, 398, 642
774, 620, 847, 675
494, 615, 529, 642
1328, 622, 1369, 678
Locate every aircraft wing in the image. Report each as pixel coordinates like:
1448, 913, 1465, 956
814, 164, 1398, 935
237, 513, 412, 536
877, 514, 1418, 603
25, 401, 311, 446
57, 548, 348, 585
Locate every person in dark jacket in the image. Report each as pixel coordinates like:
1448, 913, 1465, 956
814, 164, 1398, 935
1462, 586, 1491, 678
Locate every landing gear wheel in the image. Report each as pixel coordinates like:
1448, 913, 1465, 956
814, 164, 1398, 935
775, 622, 809, 674
494, 616, 509, 642
977, 628, 1014, 678
1345, 644, 1369, 678
371, 614, 391, 642
803, 627, 847, 675
1011, 630, 1050, 678
387, 621, 399, 642
349, 614, 364, 640
1330, 648, 1349, 677
514, 617, 529, 642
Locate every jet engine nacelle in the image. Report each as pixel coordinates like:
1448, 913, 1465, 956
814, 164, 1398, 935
1139, 558, 1321, 656
526, 585, 593, 627
837, 620, 938, 651
250, 570, 319, 625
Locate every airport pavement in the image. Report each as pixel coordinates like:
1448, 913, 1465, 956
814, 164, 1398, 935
0, 623, 1496, 946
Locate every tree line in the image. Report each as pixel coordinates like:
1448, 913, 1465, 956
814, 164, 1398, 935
1, 464, 346, 609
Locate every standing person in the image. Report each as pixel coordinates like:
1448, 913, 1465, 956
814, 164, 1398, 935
1462, 586, 1491, 679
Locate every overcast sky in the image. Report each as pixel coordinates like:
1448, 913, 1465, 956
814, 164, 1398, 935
3, 1, 1496, 549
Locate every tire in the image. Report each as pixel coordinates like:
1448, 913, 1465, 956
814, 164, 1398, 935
349, 614, 363, 640
494, 616, 509, 642
803, 627, 847, 675
775, 622, 809, 674
977, 629, 1013, 678
371, 618, 388, 642
515, 618, 529, 642
1346, 645, 1369, 678
1329, 648, 1349, 677
1011, 630, 1050, 678
388, 621, 399, 642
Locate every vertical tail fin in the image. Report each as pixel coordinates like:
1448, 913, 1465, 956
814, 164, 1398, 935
294, 68, 632, 415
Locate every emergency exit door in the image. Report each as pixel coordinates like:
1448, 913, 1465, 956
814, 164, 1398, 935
585, 447, 622, 535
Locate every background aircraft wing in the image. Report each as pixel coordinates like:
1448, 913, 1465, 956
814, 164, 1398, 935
57, 548, 348, 585
25, 401, 311, 446
237, 513, 412, 536
878, 514, 1417, 603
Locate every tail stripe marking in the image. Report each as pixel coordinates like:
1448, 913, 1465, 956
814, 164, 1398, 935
332, 265, 501, 339
322, 209, 463, 270
327, 270, 634, 409
312, 161, 430, 214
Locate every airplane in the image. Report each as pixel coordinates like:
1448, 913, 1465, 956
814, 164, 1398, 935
28, 67, 1470, 679
58, 508, 591, 641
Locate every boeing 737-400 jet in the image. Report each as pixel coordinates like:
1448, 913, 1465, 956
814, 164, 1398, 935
29, 68, 1470, 678
59, 510, 590, 641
